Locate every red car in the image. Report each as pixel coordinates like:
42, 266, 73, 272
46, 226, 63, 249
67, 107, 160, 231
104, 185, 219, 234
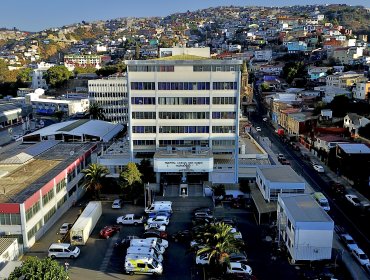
99, 225, 120, 239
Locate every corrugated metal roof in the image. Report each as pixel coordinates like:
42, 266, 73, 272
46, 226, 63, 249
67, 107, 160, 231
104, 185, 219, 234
0, 238, 16, 255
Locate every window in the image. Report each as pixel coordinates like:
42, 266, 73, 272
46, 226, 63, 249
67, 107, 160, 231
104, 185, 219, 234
213, 82, 238, 90
157, 82, 210, 90
42, 189, 55, 206
130, 82, 155, 90
0, 213, 21, 225
27, 219, 42, 240
131, 97, 156, 105
132, 112, 156, 119
132, 126, 156, 133
44, 206, 56, 223
212, 97, 236, 104
212, 126, 235, 133
25, 201, 41, 222
57, 195, 67, 209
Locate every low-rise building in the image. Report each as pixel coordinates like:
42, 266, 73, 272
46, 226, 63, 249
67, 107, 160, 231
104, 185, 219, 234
256, 166, 305, 202
343, 113, 370, 136
0, 141, 97, 249
277, 194, 334, 262
353, 81, 370, 101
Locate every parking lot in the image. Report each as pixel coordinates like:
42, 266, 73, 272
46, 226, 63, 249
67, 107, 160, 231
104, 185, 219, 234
26, 197, 352, 280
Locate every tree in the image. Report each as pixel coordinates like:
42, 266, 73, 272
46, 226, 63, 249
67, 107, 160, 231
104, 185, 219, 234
17, 67, 32, 83
193, 223, 244, 273
120, 162, 142, 188
8, 257, 68, 280
82, 163, 109, 198
328, 95, 350, 117
282, 61, 306, 84
88, 103, 105, 120
44, 65, 73, 88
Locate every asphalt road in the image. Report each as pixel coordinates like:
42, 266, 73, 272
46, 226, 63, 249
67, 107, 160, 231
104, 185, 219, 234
249, 110, 370, 257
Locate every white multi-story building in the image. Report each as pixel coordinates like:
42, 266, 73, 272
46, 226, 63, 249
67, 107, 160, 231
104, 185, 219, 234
25, 88, 89, 117
277, 194, 334, 262
126, 48, 242, 191
88, 76, 128, 124
31, 62, 55, 90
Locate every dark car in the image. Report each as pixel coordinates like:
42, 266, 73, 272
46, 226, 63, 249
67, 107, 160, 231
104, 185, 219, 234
99, 225, 120, 239
217, 217, 237, 227
143, 229, 168, 240
193, 207, 212, 214
114, 235, 140, 249
192, 216, 214, 226
329, 181, 346, 197
229, 252, 248, 264
172, 230, 193, 243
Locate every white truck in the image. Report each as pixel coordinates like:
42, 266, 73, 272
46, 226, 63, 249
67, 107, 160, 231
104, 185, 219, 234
70, 201, 102, 245
145, 201, 173, 214
116, 214, 144, 226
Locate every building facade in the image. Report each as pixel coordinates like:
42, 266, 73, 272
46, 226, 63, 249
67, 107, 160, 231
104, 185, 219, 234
88, 76, 129, 124
0, 141, 96, 249
126, 50, 242, 189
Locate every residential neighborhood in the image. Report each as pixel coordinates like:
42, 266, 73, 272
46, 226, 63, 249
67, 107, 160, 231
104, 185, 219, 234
0, 3, 370, 280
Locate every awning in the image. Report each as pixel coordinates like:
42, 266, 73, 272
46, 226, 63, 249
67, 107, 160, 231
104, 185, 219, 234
250, 184, 277, 224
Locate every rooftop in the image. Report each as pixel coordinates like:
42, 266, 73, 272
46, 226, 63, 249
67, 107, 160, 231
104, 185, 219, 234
338, 143, 370, 154
0, 141, 96, 203
258, 166, 305, 184
279, 194, 333, 223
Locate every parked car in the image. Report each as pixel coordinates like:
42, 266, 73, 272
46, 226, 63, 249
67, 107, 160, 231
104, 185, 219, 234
192, 216, 214, 226
59, 223, 72, 235
255, 127, 261, 132
147, 216, 169, 226
48, 243, 80, 259
143, 229, 168, 240
217, 217, 237, 227
194, 211, 214, 219
111, 199, 123, 209
313, 164, 325, 173
226, 262, 252, 275
114, 236, 140, 249
172, 230, 193, 243
193, 207, 212, 214
277, 154, 286, 162
148, 210, 172, 219
99, 225, 120, 239
352, 248, 370, 266
144, 223, 166, 232
340, 234, 359, 251
280, 159, 290, 165
229, 252, 248, 264
345, 194, 361, 207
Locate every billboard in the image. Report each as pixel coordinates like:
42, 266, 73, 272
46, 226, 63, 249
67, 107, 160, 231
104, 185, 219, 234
154, 158, 213, 172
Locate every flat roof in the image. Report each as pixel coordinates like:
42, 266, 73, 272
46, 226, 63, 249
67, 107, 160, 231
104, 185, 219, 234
0, 141, 96, 203
251, 184, 277, 214
258, 166, 304, 183
126, 59, 243, 66
23, 120, 123, 142
338, 143, 370, 154
279, 194, 333, 223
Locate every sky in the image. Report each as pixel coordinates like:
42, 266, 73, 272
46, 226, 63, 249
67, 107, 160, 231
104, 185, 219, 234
1, 0, 369, 32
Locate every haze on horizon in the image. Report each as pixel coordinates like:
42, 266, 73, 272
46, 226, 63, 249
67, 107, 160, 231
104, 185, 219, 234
1, 0, 369, 32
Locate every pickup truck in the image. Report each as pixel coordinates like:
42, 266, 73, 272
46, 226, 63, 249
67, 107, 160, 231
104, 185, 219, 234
116, 214, 144, 226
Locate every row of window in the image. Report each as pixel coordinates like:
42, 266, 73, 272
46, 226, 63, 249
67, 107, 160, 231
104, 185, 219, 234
0, 213, 21, 225
193, 65, 240, 72
131, 82, 156, 90
128, 65, 174, 72
132, 126, 156, 133
159, 126, 210, 133
132, 112, 156, 119
25, 201, 41, 222
212, 140, 236, 146
212, 112, 236, 119
157, 82, 210, 91
130, 82, 238, 91
212, 126, 235, 133
133, 140, 155, 146
56, 180, 66, 193
44, 206, 56, 224
132, 139, 236, 147
131, 97, 237, 105
159, 112, 210, 119
89, 92, 127, 98
42, 189, 55, 206
158, 97, 210, 105
27, 219, 42, 240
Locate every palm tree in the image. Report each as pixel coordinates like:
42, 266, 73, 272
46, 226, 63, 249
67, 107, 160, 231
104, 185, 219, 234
194, 223, 244, 271
88, 103, 105, 120
82, 163, 109, 199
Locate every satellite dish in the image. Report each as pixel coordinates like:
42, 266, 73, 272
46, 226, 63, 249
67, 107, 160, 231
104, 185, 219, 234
70, 151, 75, 156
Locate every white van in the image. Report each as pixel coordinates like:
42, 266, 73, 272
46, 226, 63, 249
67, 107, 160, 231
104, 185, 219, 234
145, 204, 172, 214
127, 246, 163, 262
48, 243, 80, 259
130, 239, 166, 254
144, 237, 169, 249
125, 255, 163, 276
151, 201, 172, 206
